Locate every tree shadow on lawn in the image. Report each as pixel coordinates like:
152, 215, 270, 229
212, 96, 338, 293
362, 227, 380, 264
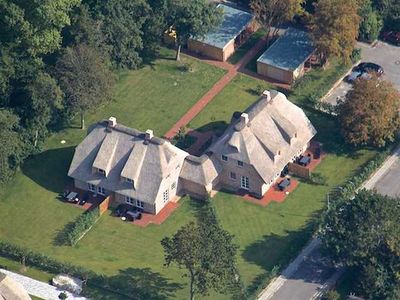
83, 267, 183, 300
21, 147, 75, 194
242, 218, 319, 296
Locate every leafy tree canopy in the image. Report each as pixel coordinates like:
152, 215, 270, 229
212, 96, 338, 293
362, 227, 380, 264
337, 75, 400, 147
161, 200, 240, 300
311, 0, 360, 63
320, 190, 400, 299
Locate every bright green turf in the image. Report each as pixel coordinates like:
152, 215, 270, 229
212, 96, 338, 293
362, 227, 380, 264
0, 47, 373, 299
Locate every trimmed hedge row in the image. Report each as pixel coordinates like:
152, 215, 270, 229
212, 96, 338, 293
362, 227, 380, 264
330, 149, 390, 202
66, 208, 100, 246
0, 240, 134, 298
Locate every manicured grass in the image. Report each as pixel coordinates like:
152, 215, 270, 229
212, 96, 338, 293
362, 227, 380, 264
228, 29, 267, 65
0, 46, 371, 299
189, 73, 274, 135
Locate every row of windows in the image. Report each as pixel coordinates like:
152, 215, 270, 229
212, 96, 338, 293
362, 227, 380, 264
222, 155, 244, 167
125, 196, 144, 208
88, 183, 106, 195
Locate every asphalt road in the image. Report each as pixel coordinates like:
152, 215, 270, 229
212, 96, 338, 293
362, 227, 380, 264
323, 41, 400, 105
371, 154, 400, 198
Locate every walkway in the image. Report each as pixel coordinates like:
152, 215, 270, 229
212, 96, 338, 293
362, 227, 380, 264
164, 36, 270, 139
0, 269, 88, 300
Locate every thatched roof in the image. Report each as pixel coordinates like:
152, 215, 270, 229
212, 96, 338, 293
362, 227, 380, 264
0, 272, 31, 300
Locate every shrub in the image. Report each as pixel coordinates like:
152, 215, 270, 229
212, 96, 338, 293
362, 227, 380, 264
178, 62, 194, 72
309, 173, 327, 185
322, 289, 340, 300
350, 48, 361, 63
59, 292, 68, 299
66, 208, 99, 246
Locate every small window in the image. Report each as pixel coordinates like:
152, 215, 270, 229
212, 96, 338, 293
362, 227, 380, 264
125, 177, 133, 183
237, 160, 244, 167
97, 186, 105, 195
230, 172, 236, 180
136, 200, 144, 208
171, 182, 176, 190
88, 183, 96, 192
294, 133, 297, 138
98, 168, 106, 175
176, 164, 180, 169
222, 155, 228, 161
163, 189, 169, 203
125, 196, 134, 205
277, 150, 281, 156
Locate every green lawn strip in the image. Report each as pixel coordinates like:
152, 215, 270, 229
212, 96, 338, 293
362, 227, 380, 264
189, 73, 274, 135
228, 29, 267, 65
0, 256, 53, 283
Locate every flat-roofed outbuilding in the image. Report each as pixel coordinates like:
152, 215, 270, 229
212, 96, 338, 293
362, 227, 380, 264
257, 28, 315, 84
188, 4, 255, 61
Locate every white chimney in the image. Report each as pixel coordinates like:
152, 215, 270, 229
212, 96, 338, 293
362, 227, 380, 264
145, 129, 154, 140
240, 113, 249, 125
108, 117, 117, 127
262, 90, 271, 102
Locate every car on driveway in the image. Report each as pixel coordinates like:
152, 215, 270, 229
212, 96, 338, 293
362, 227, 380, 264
345, 62, 384, 83
381, 31, 400, 46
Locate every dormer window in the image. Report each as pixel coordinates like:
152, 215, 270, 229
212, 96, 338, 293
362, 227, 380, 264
222, 155, 228, 162
98, 168, 106, 175
277, 150, 281, 156
125, 177, 133, 183
237, 160, 244, 167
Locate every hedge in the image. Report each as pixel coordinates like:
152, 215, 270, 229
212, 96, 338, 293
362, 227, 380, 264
66, 208, 100, 246
0, 240, 135, 298
329, 148, 390, 203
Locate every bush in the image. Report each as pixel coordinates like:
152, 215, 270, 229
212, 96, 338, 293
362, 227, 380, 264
322, 289, 340, 300
359, 6, 383, 43
309, 173, 327, 185
178, 62, 194, 73
59, 292, 68, 299
350, 48, 361, 64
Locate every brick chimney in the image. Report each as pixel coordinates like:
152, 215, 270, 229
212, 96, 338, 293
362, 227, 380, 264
145, 129, 154, 141
262, 90, 271, 102
108, 117, 117, 127
240, 113, 249, 125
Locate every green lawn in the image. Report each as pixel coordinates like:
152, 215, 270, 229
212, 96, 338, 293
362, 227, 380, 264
189, 73, 274, 135
0, 47, 373, 299
228, 29, 267, 65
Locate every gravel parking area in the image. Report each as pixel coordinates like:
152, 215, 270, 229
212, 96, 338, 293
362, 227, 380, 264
323, 41, 400, 105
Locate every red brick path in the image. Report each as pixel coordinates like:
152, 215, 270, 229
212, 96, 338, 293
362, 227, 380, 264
132, 202, 180, 227
164, 36, 271, 139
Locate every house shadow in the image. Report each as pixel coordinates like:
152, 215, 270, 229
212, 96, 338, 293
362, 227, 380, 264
192, 120, 228, 137
83, 267, 183, 300
241, 218, 320, 296
21, 146, 75, 194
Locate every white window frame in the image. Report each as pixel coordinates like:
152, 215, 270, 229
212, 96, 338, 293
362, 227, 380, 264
221, 155, 228, 162
98, 168, 106, 175
88, 183, 96, 192
125, 177, 133, 183
125, 196, 134, 205
97, 186, 105, 195
163, 189, 169, 203
136, 200, 144, 209
237, 160, 244, 167
171, 182, 176, 190
240, 176, 249, 190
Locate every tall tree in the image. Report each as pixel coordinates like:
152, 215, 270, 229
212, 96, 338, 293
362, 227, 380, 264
56, 44, 114, 129
337, 75, 400, 147
161, 201, 239, 300
358, 0, 383, 43
310, 0, 360, 63
168, 0, 223, 61
320, 190, 400, 299
0, 109, 23, 183
0, 0, 81, 56
250, 0, 304, 42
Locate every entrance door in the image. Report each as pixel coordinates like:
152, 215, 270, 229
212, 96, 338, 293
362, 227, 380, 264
240, 176, 249, 190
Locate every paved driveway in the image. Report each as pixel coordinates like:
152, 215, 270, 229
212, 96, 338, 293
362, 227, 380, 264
323, 41, 400, 105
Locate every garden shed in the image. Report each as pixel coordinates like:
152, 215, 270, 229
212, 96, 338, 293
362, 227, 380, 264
257, 28, 315, 84
188, 4, 255, 61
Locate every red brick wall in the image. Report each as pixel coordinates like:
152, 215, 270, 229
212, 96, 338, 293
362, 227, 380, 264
98, 195, 112, 216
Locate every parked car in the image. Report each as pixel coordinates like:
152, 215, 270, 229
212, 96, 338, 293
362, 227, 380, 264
381, 31, 400, 46
345, 62, 384, 83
